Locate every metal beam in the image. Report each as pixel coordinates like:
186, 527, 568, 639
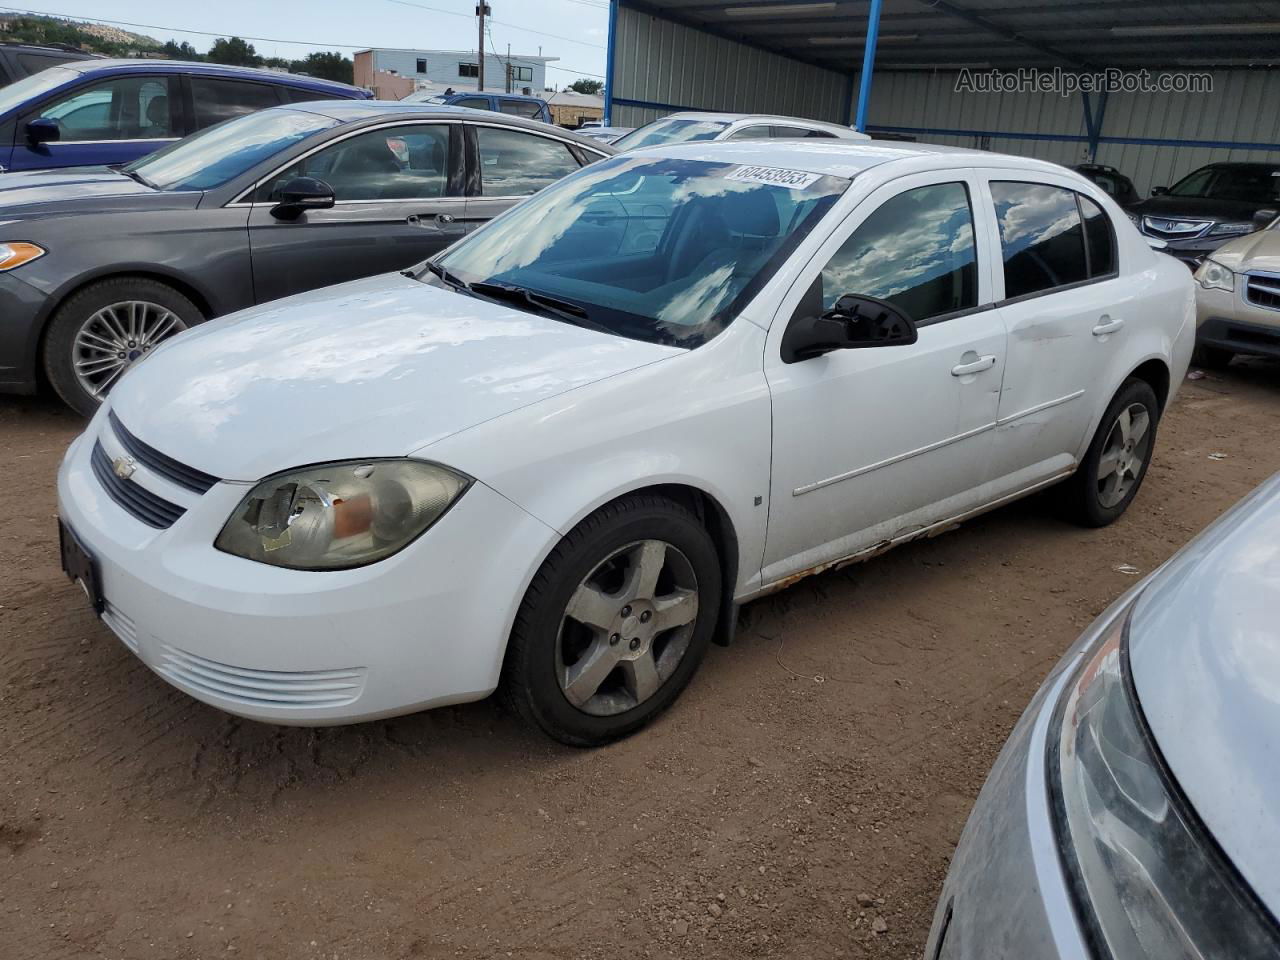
911, 0, 1092, 69
853, 0, 882, 132
604, 0, 619, 125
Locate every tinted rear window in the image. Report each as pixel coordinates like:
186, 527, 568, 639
191, 78, 283, 128
1080, 196, 1117, 277
992, 181, 1088, 299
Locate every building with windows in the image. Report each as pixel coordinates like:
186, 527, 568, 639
353, 48, 556, 98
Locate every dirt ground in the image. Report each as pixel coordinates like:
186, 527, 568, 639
2, 359, 1279, 960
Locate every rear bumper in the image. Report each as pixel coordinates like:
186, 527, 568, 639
0, 271, 47, 394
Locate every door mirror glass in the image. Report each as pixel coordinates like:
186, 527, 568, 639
1252, 208, 1278, 231
782, 284, 917, 363
270, 176, 336, 220
26, 117, 59, 145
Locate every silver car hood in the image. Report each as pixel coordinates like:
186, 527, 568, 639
1129, 472, 1280, 914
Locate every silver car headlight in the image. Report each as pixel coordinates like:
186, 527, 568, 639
1193, 258, 1235, 292
1049, 603, 1280, 957
215, 459, 470, 570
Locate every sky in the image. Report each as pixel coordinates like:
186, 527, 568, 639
3, 0, 610, 87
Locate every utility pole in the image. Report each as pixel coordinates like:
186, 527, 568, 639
506, 42, 512, 93
477, 2, 490, 92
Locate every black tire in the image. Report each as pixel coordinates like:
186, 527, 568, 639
501, 494, 722, 747
1062, 378, 1161, 528
43, 277, 203, 418
1191, 344, 1233, 369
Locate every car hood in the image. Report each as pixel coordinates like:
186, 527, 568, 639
1203, 228, 1280, 272
1129, 473, 1280, 914
0, 167, 198, 217
108, 272, 682, 482
1130, 194, 1270, 222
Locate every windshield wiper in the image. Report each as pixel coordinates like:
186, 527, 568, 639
411, 260, 471, 291
469, 281, 615, 334
115, 166, 157, 190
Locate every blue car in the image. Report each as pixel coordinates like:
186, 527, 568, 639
403, 89, 551, 123
0, 59, 371, 173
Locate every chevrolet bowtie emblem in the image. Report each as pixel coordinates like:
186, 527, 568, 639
112, 455, 138, 480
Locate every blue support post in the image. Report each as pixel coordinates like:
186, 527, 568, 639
604, 0, 619, 127
853, 0, 883, 132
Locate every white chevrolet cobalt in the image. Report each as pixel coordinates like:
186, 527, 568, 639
57, 141, 1195, 745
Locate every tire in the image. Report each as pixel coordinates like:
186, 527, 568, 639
1191, 344, 1233, 369
501, 494, 722, 747
43, 277, 202, 417
1062, 378, 1161, 528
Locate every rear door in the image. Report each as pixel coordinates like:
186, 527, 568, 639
10, 73, 178, 170
462, 122, 592, 227
246, 121, 467, 303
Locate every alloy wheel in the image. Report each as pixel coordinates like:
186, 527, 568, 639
557, 539, 700, 717
72, 300, 188, 400
1096, 402, 1152, 509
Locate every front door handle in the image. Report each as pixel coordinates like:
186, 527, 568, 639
951, 353, 997, 377
406, 213, 456, 227
435, 213, 456, 225
1092, 316, 1125, 337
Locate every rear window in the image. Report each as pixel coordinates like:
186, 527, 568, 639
499, 98, 542, 118
991, 181, 1089, 300
191, 77, 283, 128
283, 86, 342, 104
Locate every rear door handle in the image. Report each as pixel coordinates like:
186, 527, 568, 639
951, 354, 997, 377
1093, 316, 1125, 337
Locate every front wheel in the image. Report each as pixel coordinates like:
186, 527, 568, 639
43, 277, 202, 417
1062, 378, 1161, 527
501, 494, 722, 746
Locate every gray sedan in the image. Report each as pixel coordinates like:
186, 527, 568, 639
0, 100, 613, 415
927, 472, 1280, 957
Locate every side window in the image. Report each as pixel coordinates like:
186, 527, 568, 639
819, 182, 978, 322
1080, 195, 1117, 277
284, 86, 341, 104
453, 96, 490, 110
37, 76, 174, 141
726, 125, 773, 141
773, 125, 836, 139
191, 78, 283, 129
499, 99, 542, 119
475, 127, 579, 196
255, 125, 453, 202
991, 181, 1088, 299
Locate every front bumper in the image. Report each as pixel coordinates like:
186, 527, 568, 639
55, 411, 560, 725
1137, 232, 1234, 270
0, 270, 48, 394
1195, 281, 1280, 359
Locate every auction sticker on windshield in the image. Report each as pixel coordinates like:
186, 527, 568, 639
725, 165, 823, 190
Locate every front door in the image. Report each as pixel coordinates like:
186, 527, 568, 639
11, 74, 178, 171
246, 122, 467, 304
762, 173, 1007, 585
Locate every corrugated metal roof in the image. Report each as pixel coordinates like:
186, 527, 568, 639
627, 0, 1280, 70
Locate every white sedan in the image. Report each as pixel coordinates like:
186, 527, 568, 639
56, 140, 1195, 745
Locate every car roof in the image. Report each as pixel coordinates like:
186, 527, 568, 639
662, 111, 857, 133
60, 58, 362, 93
641, 137, 1045, 180
447, 91, 545, 101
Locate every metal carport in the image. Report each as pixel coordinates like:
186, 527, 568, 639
603, 0, 1280, 194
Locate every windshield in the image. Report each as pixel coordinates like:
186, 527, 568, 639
612, 118, 731, 151
0, 66, 78, 117
1168, 165, 1280, 203
434, 155, 848, 348
123, 108, 339, 192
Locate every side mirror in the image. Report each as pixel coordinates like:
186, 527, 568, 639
26, 117, 60, 146
270, 177, 336, 221
1151, 185, 1168, 197
782, 286, 917, 364
1253, 208, 1279, 231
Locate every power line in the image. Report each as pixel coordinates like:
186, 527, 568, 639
383, 0, 605, 49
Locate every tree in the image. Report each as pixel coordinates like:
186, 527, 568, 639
568, 78, 603, 96
162, 40, 203, 61
207, 36, 260, 67
289, 51, 354, 85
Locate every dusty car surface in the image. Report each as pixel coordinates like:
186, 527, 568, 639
611, 111, 869, 150
1191, 214, 1280, 367
924, 472, 1280, 959
57, 139, 1193, 746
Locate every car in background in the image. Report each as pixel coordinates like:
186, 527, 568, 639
924, 472, 1280, 959
0, 59, 371, 173
1191, 211, 1280, 367
1072, 162, 1139, 206
0, 100, 613, 414
0, 41, 94, 87
577, 125, 633, 144
1126, 161, 1280, 268
56, 139, 1192, 746
401, 89, 551, 123
610, 111, 869, 150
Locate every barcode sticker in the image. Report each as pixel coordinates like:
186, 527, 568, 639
725, 165, 822, 190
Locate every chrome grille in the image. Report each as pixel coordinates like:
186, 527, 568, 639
1141, 216, 1212, 241
90, 441, 186, 529
157, 646, 366, 708
108, 412, 220, 494
1245, 273, 1280, 312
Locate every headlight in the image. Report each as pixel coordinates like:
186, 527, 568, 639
1209, 221, 1255, 236
1049, 604, 1280, 957
1194, 258, 1235, 292
0, 242, 45, 271
215, 459, 470, 570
